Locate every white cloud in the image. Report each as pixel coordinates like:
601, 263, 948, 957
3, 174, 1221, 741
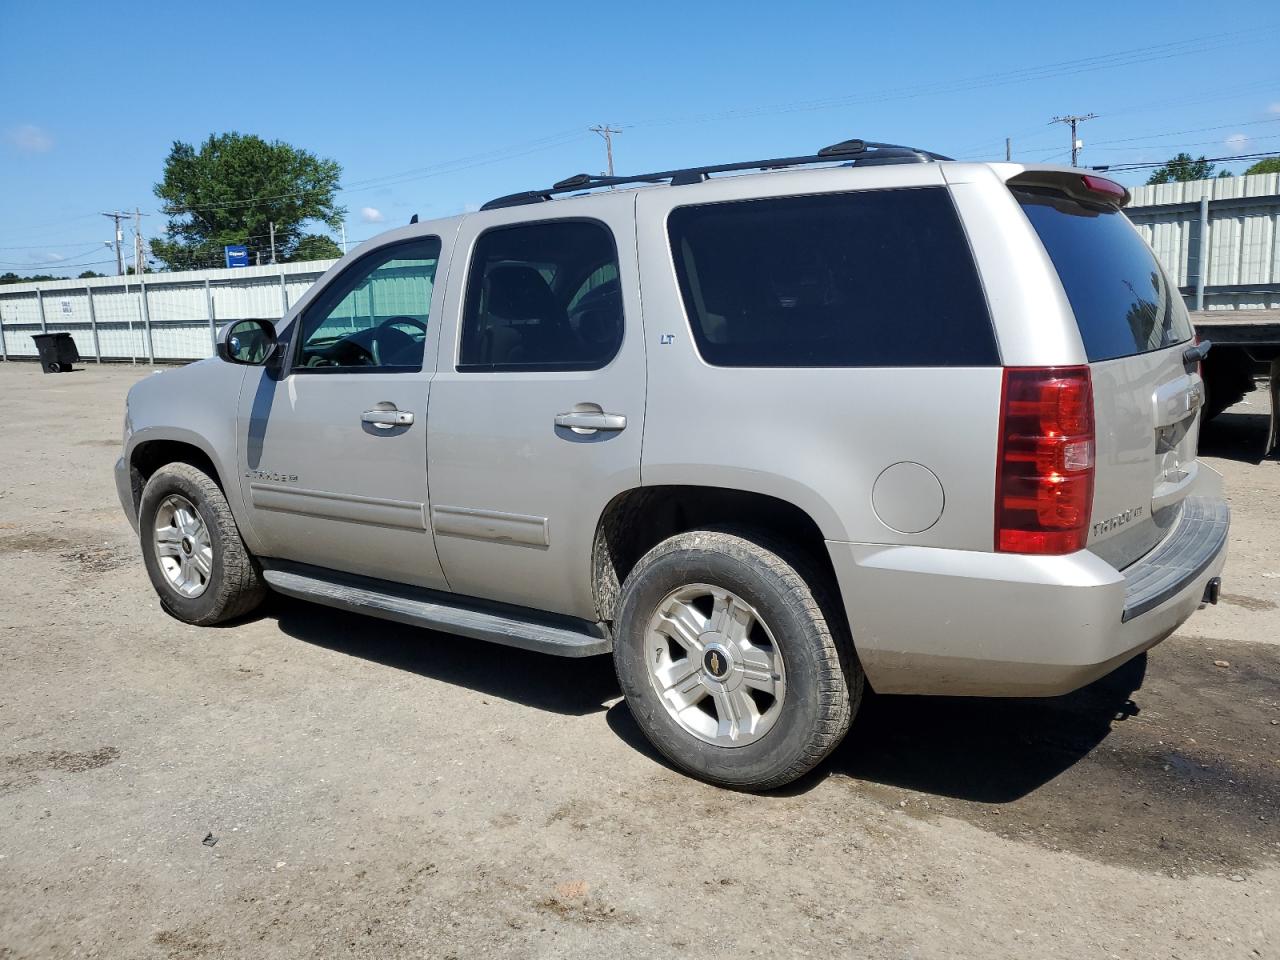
34, 252, 65, 263
1269, 102, 1280, 115
1224, 133, 1250, 153
6, 124, 53, 153
359, 206, 385, 223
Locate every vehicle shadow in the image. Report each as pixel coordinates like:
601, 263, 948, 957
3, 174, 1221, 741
264, 588, 1148, 802
266, 594, 620, 717
606, 652, 1147, 802
1199, 408, 1270, 465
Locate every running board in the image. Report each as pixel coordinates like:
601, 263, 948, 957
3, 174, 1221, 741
261, 562, 612, 658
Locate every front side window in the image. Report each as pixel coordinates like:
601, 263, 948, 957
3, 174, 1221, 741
296, 237, 440, 371
667, 188, 998, 367
458, 220, 623, 371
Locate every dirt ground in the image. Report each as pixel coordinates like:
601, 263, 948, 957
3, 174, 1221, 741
0, 360, 1276, 960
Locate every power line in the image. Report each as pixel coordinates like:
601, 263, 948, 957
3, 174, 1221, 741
1015, 116, 1280, 160
628, 25, 1280, 130
128, 26, 1280, 220
161, 129, 590, 215
1093, 150, 1280, 172
955, 77, 1280, 157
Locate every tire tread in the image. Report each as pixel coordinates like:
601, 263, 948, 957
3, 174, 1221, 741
141, 462, 265, 625
615, 526, 862, 791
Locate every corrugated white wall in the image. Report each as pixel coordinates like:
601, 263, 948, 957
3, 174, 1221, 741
1126, 172, 1280, 311
0, 260, 337, 361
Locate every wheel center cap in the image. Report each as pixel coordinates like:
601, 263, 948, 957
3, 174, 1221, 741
181, 537, 193, 555
702, 644, 731, 680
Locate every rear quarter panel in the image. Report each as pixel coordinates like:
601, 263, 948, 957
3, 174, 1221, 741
634, 167, 1003, 550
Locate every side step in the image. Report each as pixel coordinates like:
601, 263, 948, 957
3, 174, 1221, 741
261, 561, 612, 658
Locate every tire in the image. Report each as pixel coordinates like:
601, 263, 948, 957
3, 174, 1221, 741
613, 528, 861, 790
138, 462, 266, 625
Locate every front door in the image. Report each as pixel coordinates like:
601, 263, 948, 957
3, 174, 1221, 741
426, 195, 646, 619
235, 235, 451, 590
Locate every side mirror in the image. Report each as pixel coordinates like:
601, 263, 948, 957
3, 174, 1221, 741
217, 319, 279, 366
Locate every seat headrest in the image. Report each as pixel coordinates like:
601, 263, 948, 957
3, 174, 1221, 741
484, 264, 562, 323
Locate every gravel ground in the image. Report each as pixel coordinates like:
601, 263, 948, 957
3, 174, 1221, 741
0, 361, 1277, 960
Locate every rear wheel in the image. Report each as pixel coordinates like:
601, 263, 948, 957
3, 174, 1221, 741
138, 462, 265, 625
613, 528, 860, 790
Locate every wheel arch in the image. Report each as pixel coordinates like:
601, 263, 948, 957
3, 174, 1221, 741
591, 484, 841, 625
128, 429, 230, 518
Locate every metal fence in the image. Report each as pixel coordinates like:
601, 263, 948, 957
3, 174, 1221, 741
0, 260, 336, 363
1125, 171, 1280, 312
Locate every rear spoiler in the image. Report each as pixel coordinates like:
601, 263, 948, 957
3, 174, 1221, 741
1006, 170, 1130, 209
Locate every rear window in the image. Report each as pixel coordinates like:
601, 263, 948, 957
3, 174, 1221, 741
667, 188, 997, 367
1015, 190, 1193, 362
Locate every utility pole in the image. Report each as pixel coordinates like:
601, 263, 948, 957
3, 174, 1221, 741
340, 223, 347, 254
100, 211, 129, 275
1005, 137, 1011, 161
132, 208, 149, 274
589, 124, 622, 177
1050, 113, 1097, 167
268, 221, 277, 264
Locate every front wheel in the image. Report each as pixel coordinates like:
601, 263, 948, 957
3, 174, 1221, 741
613, 528, 861, 790
138, 462, 266, 625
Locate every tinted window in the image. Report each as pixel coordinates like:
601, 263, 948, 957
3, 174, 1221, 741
459, 220, 622, 371
1016, 190, 1193, 362
296, 237, 440, 371
667, 188, 997, 367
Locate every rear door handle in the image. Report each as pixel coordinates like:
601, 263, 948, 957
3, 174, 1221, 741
554, 411, 627, 433
362, 408, 414, 429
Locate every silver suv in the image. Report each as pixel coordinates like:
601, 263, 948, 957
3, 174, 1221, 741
116, 139, 1228, 790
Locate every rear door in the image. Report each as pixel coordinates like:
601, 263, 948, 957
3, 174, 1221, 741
1014, 185, 1201, 567
426, 195, 646, 620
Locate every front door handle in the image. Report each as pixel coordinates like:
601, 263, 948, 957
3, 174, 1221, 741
362, 408, 414, 429
554, 411, 627, 433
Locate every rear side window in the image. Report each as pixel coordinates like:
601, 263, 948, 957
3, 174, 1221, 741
1015, 190, 1193, 362
666, 188, 997, 367
458, 219, 623, 371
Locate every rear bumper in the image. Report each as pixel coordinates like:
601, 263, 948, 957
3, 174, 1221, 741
115, 456, 139, 533
826, 495, 1229, 698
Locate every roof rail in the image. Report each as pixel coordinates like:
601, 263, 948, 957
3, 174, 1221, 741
480, 139, 951, 211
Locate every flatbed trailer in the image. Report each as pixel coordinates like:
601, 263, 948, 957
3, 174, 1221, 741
1192, 309, 1280, 457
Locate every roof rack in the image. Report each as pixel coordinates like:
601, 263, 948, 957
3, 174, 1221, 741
480, 139, 952, 211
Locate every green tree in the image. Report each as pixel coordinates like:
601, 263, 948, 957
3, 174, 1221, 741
291, 234, 343, 262
78, 270, 105, 279
1243, 157, 1280, 176
151, 132, 344, 270
0, 271, 59, 285
1146, 153, 1216, 185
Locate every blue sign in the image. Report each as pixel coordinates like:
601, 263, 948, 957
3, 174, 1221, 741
224, 245, 249, 268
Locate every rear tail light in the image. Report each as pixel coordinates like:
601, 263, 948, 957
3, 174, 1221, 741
995, 366, 1095, 554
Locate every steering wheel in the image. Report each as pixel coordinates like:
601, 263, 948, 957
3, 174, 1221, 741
372, 316, 428, 366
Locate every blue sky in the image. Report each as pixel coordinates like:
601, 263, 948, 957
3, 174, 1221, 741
2, 0, 1277, 277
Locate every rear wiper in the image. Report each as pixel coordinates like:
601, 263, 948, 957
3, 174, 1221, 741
1183, 339, 1212, 366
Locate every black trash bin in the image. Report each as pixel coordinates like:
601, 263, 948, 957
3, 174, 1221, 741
31, 332, 80, 373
